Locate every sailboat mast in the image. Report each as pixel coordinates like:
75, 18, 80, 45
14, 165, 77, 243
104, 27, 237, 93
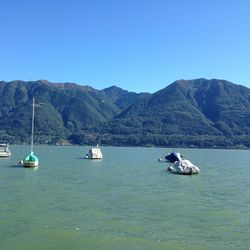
31, 98, 35, 153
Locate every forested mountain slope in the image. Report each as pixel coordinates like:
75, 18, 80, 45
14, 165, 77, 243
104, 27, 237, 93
1, 78, 250, 148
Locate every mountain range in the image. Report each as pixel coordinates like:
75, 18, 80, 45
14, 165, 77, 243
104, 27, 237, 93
1, 78, 250, 148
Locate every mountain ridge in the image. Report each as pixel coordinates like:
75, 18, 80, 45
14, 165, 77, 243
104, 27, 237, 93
1, 78, 250, 148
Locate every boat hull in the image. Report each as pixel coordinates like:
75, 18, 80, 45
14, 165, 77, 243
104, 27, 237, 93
167, 164, 200, 175
0, 153, 12, 157
167, 167, 200, 175
23, 160, 39, 168
85, 157, 103, 160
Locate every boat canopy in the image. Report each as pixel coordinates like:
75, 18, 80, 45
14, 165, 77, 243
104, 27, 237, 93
165, 152, 182, 163
25, 152, 38, 162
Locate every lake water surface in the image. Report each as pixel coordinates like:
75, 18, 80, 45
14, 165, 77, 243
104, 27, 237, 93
1, 146, 250, 250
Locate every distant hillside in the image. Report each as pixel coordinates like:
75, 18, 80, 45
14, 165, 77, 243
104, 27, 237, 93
103, 85, 150, 110
114, 78, 250, 135
0, 80, 142, 144
101, 79, 250, 148
1, 79, 250, 148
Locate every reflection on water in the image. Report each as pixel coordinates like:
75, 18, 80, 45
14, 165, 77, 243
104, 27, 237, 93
0, 145, 250, 250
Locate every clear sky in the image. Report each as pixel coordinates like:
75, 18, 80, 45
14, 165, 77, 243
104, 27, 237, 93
1, 0, 250, 93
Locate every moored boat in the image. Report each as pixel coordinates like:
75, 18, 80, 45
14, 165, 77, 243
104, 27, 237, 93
22, 151, 39, 167
166, 152, 200, 175
0, 143, 11, 157
22, 98, 39, 168
85, 145, 103, 159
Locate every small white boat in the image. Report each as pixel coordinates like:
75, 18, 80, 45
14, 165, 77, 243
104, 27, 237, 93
0, 143, 12, 157
85, 145, 103, 159
166, 152, 200, 175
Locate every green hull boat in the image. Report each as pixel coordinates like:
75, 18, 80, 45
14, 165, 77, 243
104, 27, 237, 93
22, 98, 39, 168
23, 151, 39, 168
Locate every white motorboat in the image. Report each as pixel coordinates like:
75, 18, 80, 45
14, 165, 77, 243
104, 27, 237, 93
165, 152, 200, 175
85, 145, 103, 159
0, 143, 11, 157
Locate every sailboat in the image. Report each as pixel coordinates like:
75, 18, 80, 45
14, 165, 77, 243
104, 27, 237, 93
22, 98, 39, 168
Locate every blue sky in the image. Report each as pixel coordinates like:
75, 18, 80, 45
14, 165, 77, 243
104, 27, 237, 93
1, 0, 250, 93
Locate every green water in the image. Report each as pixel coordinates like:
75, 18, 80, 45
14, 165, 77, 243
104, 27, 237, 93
1, 146, 250, 250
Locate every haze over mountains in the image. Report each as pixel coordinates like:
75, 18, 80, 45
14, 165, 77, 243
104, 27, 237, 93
1, 78, 250, 148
